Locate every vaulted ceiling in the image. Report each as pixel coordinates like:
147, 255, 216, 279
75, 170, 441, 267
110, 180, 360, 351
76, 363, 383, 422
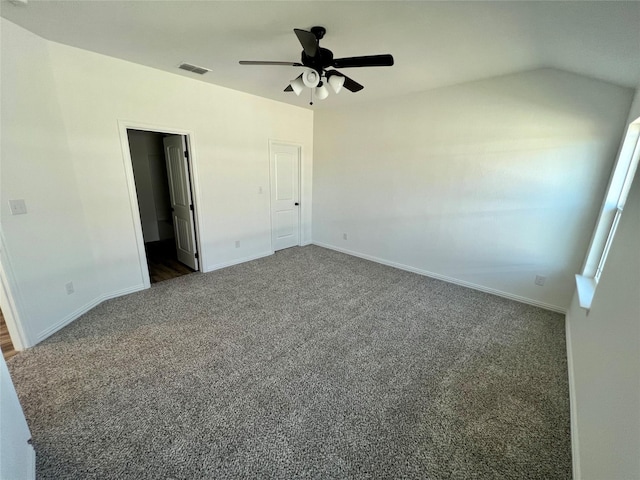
2, 0, 639, 109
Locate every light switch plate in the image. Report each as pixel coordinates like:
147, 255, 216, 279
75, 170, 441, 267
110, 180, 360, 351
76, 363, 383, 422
9, 199, 27, 215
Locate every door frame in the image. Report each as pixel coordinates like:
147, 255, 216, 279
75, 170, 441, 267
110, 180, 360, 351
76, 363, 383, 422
0, 231, 30, 350
268, 140, 302, 252
118, 121, 204, 288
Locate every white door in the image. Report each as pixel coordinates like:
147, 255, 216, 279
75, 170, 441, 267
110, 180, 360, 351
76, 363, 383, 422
270, 143, 300, 251
163, 135, 199, 270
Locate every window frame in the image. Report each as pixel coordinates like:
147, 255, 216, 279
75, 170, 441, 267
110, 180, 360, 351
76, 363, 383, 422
576, 118, 640, 310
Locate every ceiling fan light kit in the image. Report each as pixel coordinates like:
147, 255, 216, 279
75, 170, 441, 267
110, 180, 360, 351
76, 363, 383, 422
315, 82, 330, 100
290, 74, 305, 96
328, 74, 345, 94
240, 26, 394, 104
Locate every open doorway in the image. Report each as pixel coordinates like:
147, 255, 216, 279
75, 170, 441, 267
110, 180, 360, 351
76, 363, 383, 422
127, 129, 200, 283
0, 308, 17, 360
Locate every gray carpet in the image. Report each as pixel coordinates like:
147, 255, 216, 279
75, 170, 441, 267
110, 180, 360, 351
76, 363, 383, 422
8, 246, 572, 479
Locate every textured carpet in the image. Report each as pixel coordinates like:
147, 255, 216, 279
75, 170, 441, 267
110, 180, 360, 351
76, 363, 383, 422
8, 246, 572, 479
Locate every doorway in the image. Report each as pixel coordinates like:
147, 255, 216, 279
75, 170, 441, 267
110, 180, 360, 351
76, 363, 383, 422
0, 308, 17, 360
270, 142, 302, 251
126, 129, 200, 283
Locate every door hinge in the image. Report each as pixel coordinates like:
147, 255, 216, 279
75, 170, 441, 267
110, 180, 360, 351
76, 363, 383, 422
184, 150, 189, 159
195, 252, 199, 259
190, 204, 194, 211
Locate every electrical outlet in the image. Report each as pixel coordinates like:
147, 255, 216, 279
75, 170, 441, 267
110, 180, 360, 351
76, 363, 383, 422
235, 240, 240, 248
343, 233, 348, 240
65, 281, 74, 295
534, 275, 546, 287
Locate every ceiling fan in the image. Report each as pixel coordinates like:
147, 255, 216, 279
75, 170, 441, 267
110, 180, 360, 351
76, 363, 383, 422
239, 26, 394, 103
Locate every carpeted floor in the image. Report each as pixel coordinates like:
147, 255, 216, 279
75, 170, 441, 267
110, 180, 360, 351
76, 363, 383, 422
8, 246, 572, 479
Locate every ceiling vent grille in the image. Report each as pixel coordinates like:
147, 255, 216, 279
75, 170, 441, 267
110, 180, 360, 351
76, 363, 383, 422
178, 63, 211, 75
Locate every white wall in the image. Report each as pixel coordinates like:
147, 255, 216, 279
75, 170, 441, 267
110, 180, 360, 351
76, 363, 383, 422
1, 19, 313, 346
0, 354, 35, 479
565, 91, 640, 480
313, 68, 633, 311
1, 20, 101, 345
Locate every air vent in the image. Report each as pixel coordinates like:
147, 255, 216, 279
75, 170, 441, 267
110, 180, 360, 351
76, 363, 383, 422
178, 63, 211, 75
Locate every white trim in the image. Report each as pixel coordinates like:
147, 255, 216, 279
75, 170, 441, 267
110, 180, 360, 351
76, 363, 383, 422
268, 140, 303, 251
117, 121, 152, 288
36, 284, 146, 342
574, 274, 596, 311
565, 314, 581, 480
313, 241, 567, 314
594, 207, 623, 283
204, 251, 273, 273
117, 120, 206, 287
0, 231, 32, 349
581, 120, 640, 278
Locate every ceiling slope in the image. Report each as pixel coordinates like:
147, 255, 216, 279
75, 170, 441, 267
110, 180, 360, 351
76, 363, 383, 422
2, 1, 639, 109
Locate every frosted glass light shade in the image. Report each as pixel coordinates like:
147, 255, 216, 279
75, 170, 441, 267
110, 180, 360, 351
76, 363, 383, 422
328, 74, 345, 94
290, 76, 305, 96
302, 69, 320, 88
316, 83, 329, 100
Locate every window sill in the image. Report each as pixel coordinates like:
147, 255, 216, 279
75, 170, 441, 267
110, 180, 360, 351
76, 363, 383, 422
575, 274, 596, 311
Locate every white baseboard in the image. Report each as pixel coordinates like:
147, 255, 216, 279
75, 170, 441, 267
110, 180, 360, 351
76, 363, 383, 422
204, 251, 273, 273
36, 284, 147, 343
565, 314, 581, 480
32, 250, 279, 345
312, 242, 567, 314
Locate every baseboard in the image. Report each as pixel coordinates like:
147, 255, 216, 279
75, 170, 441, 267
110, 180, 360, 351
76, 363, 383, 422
312, 242, 567, 314
36, 284, 147, 343
565, 314, 581, 480
204, 251, 273, 273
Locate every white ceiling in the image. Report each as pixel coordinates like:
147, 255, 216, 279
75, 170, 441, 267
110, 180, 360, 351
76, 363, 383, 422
2, 0, 639, 109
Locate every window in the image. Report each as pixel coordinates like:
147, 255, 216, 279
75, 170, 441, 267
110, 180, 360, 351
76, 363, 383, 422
594, 207, 622, 283
576, 117, 640, 310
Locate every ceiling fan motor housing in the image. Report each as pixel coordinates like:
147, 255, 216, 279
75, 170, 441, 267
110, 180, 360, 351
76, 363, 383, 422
301, 47, 334, 74
239, 26, 394, 96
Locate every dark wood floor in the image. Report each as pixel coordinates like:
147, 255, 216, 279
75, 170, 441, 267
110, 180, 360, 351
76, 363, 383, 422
145, 239, 195, 284
1, 308, 18, 361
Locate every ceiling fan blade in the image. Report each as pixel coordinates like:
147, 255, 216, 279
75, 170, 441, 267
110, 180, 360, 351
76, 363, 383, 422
294, 28, 318, 57
341, 74, 364, 93
333, 54, 394, 68
239, 61, 303, 66
284, 85, 293, 92
326, 71, 364, 92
